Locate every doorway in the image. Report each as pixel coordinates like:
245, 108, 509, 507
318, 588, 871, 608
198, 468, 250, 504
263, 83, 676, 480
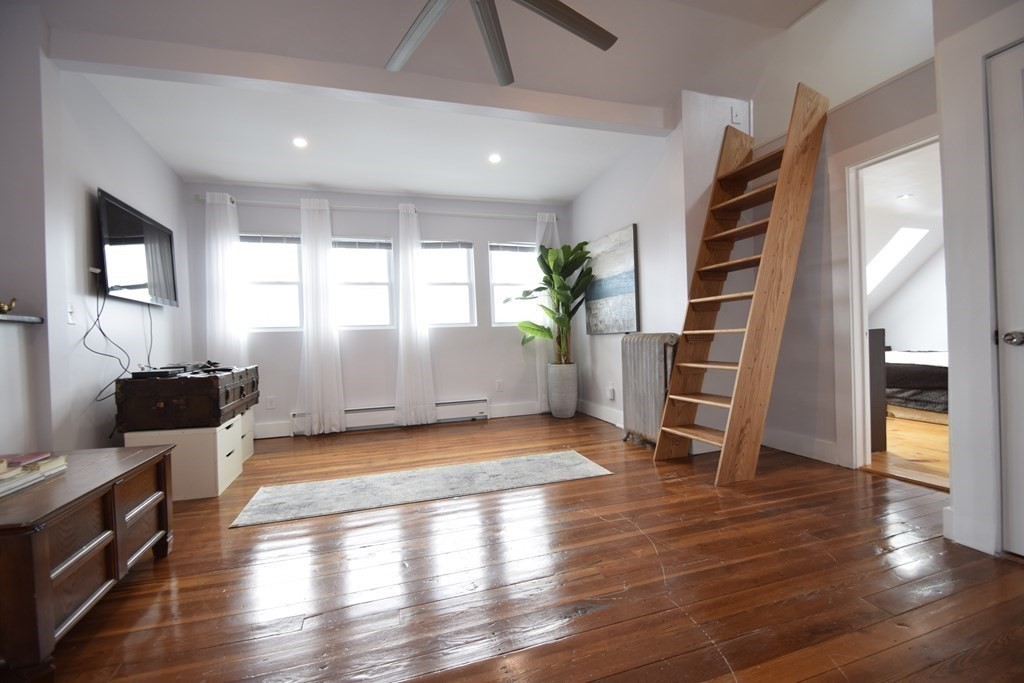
852, 141, 949, 490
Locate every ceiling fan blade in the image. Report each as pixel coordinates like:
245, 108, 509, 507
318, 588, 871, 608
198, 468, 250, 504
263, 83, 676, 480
509, 0, 617, 51
471, 0, 514, 86
385, 0, 457, 72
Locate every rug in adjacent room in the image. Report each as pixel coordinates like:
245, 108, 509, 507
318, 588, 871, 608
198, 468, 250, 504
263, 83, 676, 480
230, 449, 611, 527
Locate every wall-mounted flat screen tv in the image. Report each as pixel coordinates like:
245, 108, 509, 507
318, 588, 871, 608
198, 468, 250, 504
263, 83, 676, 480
97, 189, 179, 307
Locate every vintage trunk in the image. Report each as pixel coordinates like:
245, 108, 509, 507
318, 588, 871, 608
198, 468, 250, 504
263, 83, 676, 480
116, 366, 259, 432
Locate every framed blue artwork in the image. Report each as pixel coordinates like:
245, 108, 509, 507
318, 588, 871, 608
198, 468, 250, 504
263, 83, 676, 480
585, 224, 638, 335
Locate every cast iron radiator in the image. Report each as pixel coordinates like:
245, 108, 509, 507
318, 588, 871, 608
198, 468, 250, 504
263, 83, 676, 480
622, 333, 679, 445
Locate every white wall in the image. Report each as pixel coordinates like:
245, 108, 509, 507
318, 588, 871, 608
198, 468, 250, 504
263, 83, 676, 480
41, 70, 192, 450
932, 0, 1024, 554
570, 90, 746, 429
185, 183, 566, 436
0, 3, 192, 454
869, 248, 948, 351
0, 5, 50, 451
759, 63, 941, 466
750, 0, 935, 140
760, 144, 839, 461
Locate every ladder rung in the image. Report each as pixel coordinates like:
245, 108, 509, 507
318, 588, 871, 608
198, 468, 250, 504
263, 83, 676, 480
705, 219, 770, 244
698, 255, 761, 276
678, 361, 740, 371
718, 148, 784, 184
682, 328, 746, 341
711, 183, 777, 215
689, 291, 754, 312
669, 393, 732, 408
661, 424, 725, 448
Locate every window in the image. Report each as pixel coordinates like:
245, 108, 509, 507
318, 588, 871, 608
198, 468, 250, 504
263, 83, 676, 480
419, 241, 475, 326
489, 242, 539, 325
239, 235, 301, 329
331, 239, 394, 327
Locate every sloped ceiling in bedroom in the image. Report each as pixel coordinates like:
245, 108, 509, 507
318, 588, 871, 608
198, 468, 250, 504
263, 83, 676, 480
860, 141, 944, 311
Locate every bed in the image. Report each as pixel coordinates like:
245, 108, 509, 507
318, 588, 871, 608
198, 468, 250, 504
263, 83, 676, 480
883, 350, 949, 424
868, 330, 949, 452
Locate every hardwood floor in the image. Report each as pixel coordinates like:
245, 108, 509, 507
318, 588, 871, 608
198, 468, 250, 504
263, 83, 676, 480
50, 415, 1023, 681
865, 417, 950, 491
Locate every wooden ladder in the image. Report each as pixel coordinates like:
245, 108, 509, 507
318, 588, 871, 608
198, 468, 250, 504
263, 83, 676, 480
654, 83, 829, 485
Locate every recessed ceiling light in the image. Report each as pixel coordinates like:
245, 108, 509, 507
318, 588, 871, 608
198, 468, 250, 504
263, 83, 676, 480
896, 193, 914, 200
488, 153, 502, 164
866, 227, 928, 294
292, 137, 308, 149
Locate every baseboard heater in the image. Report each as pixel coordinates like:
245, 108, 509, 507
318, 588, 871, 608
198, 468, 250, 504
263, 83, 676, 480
291, 398, 489, 435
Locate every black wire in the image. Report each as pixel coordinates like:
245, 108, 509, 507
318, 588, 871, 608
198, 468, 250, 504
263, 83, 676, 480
82, 274, 132, 402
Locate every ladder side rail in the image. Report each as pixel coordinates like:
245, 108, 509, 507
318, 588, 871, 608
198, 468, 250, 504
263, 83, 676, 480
715, 83, 830, 484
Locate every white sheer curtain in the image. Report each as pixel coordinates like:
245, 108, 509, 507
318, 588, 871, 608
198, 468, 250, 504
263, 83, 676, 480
299, 198, 345, 435
204, 192, 248, 365
395, 203, 437, 426
535, 212, 561, 412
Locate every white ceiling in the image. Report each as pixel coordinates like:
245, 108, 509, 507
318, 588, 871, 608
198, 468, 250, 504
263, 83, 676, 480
39, 0, 825, 106
50, 0, 814, 203
860, 141, 944, 309
84, 73, 652, 203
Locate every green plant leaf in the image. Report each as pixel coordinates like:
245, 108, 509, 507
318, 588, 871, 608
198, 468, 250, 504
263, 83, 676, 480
537, 250, 552, 277
571, 271, 595, 299
517, 321, 552, 339
569, 298, 586, 319
547, 247, 564, 272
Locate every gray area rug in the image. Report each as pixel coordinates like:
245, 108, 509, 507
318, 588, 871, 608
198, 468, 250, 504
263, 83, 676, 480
231, 449, 611, 527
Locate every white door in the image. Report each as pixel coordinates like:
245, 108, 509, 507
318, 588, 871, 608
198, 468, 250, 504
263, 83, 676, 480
988, 41, 1024, 555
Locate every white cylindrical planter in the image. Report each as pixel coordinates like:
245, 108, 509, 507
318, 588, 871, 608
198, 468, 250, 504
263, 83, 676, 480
547, 363, 578, 418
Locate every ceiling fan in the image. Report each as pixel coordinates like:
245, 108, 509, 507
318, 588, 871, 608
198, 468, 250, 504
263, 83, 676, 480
385, 0, 618, 86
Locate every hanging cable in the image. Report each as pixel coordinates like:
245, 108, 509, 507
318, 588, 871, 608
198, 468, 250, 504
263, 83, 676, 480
82, 271, 132, 402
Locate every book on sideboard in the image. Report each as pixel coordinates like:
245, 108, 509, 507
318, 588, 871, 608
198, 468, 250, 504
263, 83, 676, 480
0, 452, 68, 500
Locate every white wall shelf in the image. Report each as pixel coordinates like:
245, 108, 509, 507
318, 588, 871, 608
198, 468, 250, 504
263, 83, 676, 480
0, 313, 43, 324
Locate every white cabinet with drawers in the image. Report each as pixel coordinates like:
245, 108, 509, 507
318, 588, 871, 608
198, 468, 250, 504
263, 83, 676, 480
124, 409, 254, 500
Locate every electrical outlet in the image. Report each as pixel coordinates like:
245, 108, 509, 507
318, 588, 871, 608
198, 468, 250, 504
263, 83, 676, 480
66, 303, 76, 325
266, 396, 277, 410
495, 379, 504, 393
606, 386, 615, 400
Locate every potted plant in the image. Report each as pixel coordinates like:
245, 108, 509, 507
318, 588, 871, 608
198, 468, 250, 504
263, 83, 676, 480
508, 242, 593, 418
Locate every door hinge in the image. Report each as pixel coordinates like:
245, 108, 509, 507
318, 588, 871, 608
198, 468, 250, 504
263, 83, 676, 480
995, 329, 1000, 345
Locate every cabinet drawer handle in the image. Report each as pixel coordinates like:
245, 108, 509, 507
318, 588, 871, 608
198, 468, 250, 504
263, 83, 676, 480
225, 450, 235, 459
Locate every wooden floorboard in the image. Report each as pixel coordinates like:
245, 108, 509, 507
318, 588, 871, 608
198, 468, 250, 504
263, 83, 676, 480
49, 414, 1022, 682
865, 417, 950, 491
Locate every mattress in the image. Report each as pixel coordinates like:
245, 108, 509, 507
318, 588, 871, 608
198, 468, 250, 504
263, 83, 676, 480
885, 350, 948, 414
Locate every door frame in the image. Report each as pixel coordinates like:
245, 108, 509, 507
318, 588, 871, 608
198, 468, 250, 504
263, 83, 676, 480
987, 39, 1024, 554
827, 115, 940, 470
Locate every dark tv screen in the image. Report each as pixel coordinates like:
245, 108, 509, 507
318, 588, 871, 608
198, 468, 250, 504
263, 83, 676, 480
97, 189, 179, 307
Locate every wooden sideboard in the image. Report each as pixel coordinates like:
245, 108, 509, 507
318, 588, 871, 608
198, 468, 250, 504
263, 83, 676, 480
0, 446, 173, 682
